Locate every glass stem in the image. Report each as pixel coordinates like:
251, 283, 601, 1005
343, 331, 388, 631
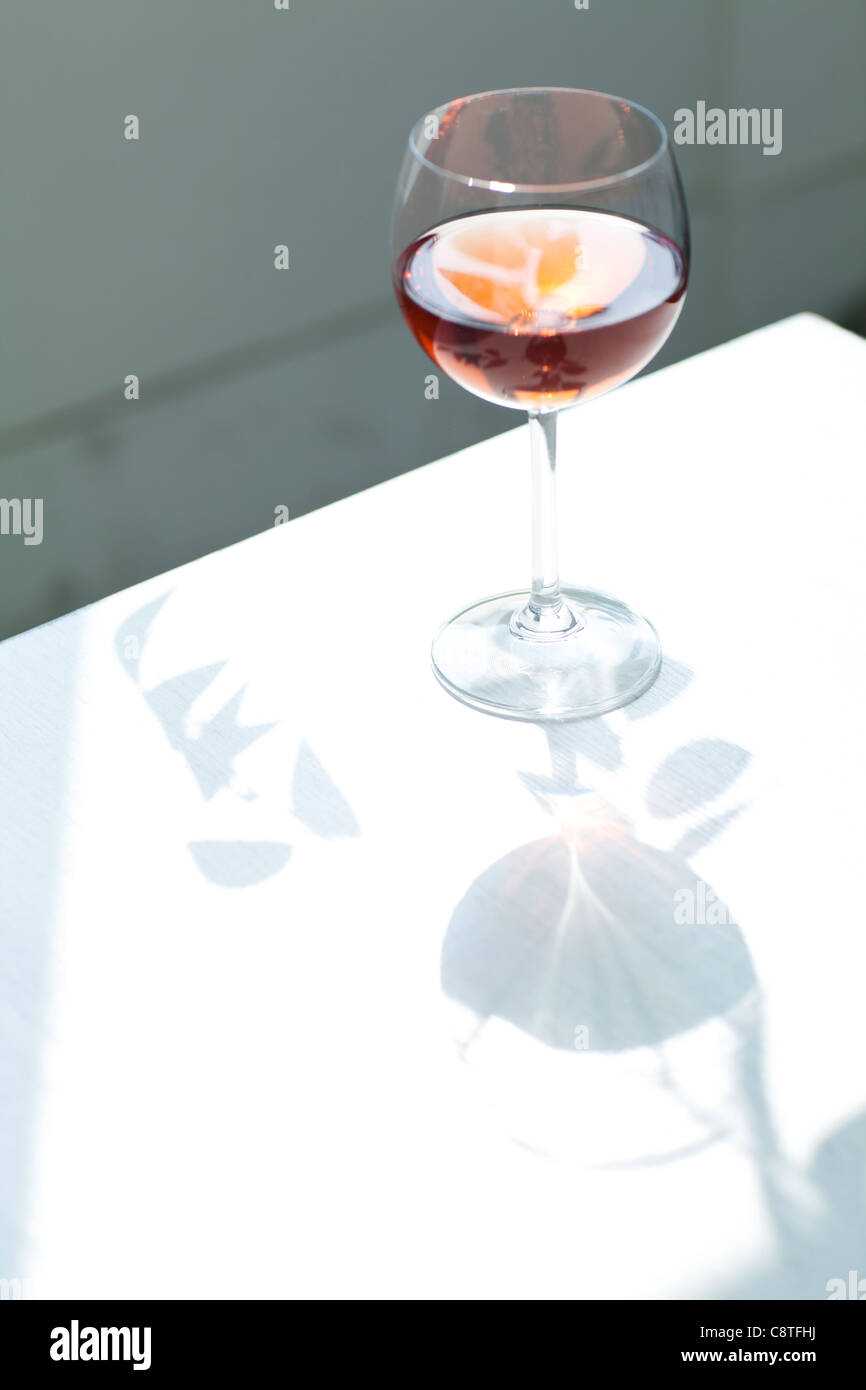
511, 410, 582, 639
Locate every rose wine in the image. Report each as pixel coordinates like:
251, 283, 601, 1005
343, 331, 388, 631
395, 207, 687, 410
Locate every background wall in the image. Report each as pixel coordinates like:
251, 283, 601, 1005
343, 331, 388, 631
1, 0, 864, 639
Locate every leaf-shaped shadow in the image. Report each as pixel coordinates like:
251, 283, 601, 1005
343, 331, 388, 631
116, 597, 277, 799
114, 592, 173, 684
292, 741, 359, 838
647, 739, 750, 818
675, 805, 745, 858
188, 840, 291, 887
145, 664, 227, 748
146, 674, 276, 799
442, 800, 755, 1052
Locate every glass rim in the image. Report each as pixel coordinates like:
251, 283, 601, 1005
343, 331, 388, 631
408, 86, 670, 194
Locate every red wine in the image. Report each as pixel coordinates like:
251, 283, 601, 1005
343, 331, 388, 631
395, 207, 687, 410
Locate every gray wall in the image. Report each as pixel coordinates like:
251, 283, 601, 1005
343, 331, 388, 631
1, 0, 864, 638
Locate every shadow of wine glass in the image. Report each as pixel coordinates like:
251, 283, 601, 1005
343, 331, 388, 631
442, 804, 753, 1056
444, 658, 753, 1051
440, 658, 759, 1168
441, 662, 866, 1292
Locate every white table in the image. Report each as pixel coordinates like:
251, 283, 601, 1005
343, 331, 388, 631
2, 313, 865, 1300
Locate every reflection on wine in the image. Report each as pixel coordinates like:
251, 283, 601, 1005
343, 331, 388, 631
397, 207, 686, 411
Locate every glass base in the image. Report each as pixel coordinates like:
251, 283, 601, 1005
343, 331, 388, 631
431, 587, 661, 721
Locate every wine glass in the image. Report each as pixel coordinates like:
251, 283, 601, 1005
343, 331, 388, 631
390, 88, 690, 720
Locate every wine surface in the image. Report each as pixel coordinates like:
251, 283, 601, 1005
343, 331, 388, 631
396, 207, 687, 410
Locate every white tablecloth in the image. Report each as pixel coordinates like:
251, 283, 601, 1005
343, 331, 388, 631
2, 313, 865, 1299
